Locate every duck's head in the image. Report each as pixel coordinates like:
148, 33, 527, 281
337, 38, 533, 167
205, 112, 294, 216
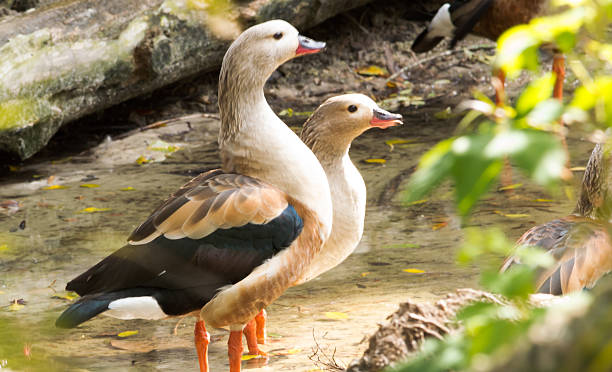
301, 94, 403, 159
221, 20, 325, 83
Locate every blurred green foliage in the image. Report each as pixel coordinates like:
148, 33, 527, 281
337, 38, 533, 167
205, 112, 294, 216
397, 0, 612, 371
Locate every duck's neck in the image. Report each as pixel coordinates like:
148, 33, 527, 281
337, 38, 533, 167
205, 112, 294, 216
217, 60, 333, 236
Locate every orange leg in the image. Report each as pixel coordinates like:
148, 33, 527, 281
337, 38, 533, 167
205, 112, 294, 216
194, 319, 210, 372
228, 329, 244, 372
493, 69, 506, 107
255, 309, 266, 344
553, 53, 570, 171
243, 318, 267, 356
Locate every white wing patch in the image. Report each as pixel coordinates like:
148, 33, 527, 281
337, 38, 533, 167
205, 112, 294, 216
105, 297, 167, 320
428, 3, 456, 38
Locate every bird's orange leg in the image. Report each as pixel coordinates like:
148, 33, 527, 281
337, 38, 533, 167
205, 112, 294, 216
194, 319, 210, 372
493, 69, 513, 191
243, 318, 267, 357
228, 329, 244, 372
255, 309, 267, 344
553, 53, 571, 172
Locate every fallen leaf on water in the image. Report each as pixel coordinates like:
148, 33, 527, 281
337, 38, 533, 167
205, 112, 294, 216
570, 166, 586, 172
287, 348, 301, 354
360, 272, 370, 277
110, 339, 154, 353
385, 139, 413, 151
498, 183, 523, 191
117, 330, 139, 338
7, 299, 26, 311
148, 140, 180, 153
241, 354, 264, 361
267, 332, 283, 339
356, 65, 388, 77
386, 81, 397, 89
364, 158, 386, 164
78, 207, 111, 213
135, 156, 151, 165
8, 165, 19, 172
494, 210, 530, 218
407, 199, 427, 206
403, 268, 425, 274
80, 184, 100, 188
432, 221, 448, 230
0, 244, 9, 252
42, 185, 68, 190
120, 187, 135, 191
52, 291, 79, 302
534, 199, 553, 203
324, 312, 349, 320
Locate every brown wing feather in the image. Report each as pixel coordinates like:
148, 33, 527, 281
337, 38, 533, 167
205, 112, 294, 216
128, 170, 290, 244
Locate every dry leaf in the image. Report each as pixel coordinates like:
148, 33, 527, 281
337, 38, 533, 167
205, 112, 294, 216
403, 268, 426, 274
364, 158, 386, 164
117, 330, 139, 338
52, 291, 79, 302
570, 166, 586, 171
432, 221, 448, 230
120, 187, 135, 191
78, 207, 111, 213
385, 139, 413, 151
360, 272, 370, 277
42, 185, 68, 190
407, 199, 428, 206
356, 65, 388, 77
135, 156, 150, 165
241, 354, 264, 361
498, 183, 523, 191
534, 199, 553, 202
80, 184, 100, 188
324, 312, 349, 320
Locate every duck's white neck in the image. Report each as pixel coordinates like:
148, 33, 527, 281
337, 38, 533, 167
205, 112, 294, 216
217, 64, 333, 236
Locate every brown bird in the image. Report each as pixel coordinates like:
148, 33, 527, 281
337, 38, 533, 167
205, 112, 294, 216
411, 0, 565, 106
56, 20, 331, 372
501, 143, 612, 295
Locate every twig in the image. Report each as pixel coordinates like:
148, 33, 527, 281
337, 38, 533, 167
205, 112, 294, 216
113, 113, 219, 140
309, 329, 345, 371
386, 44, 496, 82
342, 13, 370, 35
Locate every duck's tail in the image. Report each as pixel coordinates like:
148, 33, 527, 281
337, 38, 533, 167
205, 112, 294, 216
412, 3, 455, 53
55, 293, 116, 328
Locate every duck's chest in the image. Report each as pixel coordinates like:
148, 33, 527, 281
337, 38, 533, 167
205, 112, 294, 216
473, 0, 548, 40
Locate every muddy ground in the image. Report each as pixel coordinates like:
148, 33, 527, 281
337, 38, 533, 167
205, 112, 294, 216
0, 1, 593, 371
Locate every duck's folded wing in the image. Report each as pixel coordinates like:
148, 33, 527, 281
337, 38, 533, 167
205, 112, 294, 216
66, 170, 304, 306
535, 219, 612, 295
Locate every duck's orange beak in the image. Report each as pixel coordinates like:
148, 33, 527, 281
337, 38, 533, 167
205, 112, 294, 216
370, 108, 403, 129
296, 35, 326, 56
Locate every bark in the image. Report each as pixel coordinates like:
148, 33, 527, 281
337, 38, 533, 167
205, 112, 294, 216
0, 0, 374, 160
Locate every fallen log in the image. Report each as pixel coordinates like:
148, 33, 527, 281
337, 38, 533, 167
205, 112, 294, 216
0, 0, 373, 159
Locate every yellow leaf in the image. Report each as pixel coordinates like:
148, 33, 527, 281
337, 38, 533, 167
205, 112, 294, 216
365, 158, 386, 164
534, 198, 553, 202
120, 187, 135, 191
42, 185, 68, 190
0, 244, 8, 252
80, 184, 100, 188
407, 199, 428, 206
504, 213, 530, 218
498, 183, 523, 191
8, 302, 24, 311
148, 140, 180, 153
360, 272, 370, 277
78, 207, 111, 213
356, 65, 388, 77
8, 165, 19, 172
52, 291, 79, 301
386, 81, 397, 88
570, 166, 586, 171
241, 354, 263, 361
287, 348, 301, 354
135, 156, 150, 165
432, 222, 448, 230
403, 268, 425, 274
385, 139, 413, 151
434, 107, 453, 119
324, 312, 349, 320
117, 330, 139, 338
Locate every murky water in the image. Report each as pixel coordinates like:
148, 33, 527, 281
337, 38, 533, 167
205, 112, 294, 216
0, 106, 595, 371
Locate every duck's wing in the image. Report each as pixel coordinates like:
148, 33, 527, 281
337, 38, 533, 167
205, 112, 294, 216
64, 169, 303, 315
535, 217, 612, 295
411, 0, 495, 53
502, 217, 612, 295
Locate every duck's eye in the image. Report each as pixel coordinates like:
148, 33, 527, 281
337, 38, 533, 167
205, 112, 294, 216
273, 32, 283, 40
347, 105, 358, 113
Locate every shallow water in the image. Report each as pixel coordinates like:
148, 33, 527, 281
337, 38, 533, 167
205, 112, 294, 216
0, 107, 595, 371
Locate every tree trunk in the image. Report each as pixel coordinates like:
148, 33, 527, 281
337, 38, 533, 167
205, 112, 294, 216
0, 0, 374, 160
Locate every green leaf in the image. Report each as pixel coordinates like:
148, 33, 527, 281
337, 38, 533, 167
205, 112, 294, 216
506, 130, 565, 187
525, 99, 564, 127
402, 138, 454, 204
481, 265, 535, 299
515, 73, 555, 117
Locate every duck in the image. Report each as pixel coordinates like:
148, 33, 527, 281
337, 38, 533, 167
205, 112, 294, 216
55, 19, 332, 372
246, 94, 404, 343
298, 94, 403, 282
501, 143, 612, 294
411, 0, 565, 106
